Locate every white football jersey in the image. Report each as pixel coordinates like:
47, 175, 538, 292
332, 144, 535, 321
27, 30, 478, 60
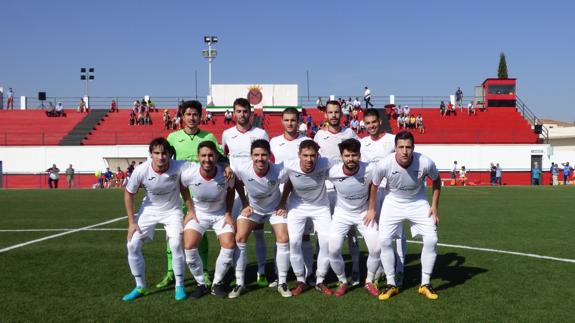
181, 164, 235, 216
360, 133, 395, 162
270, 133, 310, 164
282, 157, 332, 209
221, 126, 269, 171
235, 162, 283, 216
314, 128, 358, 162
328, 161, 376, 214
126, 160, 189, 214
372, 152, 439, 202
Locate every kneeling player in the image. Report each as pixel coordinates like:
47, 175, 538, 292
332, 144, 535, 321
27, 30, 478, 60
123, 138, 189, 301
327, 138, 381, 297
181, 141, 236, 299
230, 139, 291, 298
373, 131, 441, 301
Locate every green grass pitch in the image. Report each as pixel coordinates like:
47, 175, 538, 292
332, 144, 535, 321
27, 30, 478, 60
0, 187, 573, 322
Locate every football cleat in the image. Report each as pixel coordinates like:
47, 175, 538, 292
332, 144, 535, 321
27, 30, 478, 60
174, 286, 187, 301
190, 284, 209, 299
211, 283, 228, 298
378, 284, 399, 301
122, 286, 148, 301
228, 285, 246, 299
315, 283, 334, 296
418, 284, 438, 300
351, 271, 361, 287
290, 282, 308, 296
364, 282, 380, 297
305, 274, 317, 287
256, 274, 269, 288
268, 279, 279, 288
277, 283, 292, 298
155, 272, 175, 289
334, 283, 348, 297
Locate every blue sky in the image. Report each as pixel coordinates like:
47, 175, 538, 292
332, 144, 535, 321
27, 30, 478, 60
2, 0, 574, 121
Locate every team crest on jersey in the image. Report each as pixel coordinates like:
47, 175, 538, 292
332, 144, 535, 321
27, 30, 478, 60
413, 170, 423, 178
267, 180, 277, 187
168, 174, 177, 181
216, 182, 226, 191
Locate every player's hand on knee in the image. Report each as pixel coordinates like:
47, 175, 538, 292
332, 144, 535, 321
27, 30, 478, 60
241, 206, 253, 218
224, 213, 236, 232
127, 223, 142, 241
363, 209, 377, 226
429, 206, 439, 225
275, 204, 287, 217
184, 211, 199, 225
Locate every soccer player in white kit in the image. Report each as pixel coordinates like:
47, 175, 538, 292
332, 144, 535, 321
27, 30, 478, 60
373, 131, 442, 301
221, 98, 270, 287
327, 138, 381, 297
279, 140, 334, 296
123, 138, 189, 301
270, 108, 315, 287
229, 139, 292, 298
181, 141, 236, 299
314, 100, 362, 286
360, 108, 407, 286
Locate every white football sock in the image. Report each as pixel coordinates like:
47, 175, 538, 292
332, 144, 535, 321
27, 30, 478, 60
315, 233, 330, 285
185, 248, 205, 285
235, 242, 247, 286
213, 247, 234, 285
364, 234, 381, 284
275, 242, 290, 285
421, 234, 438, 286
127, 237, 146, 288
168, 237, 185, 287
328, 235, 347, 283
253, 229, 267, 275
380, 237, 396, 286
289, 238, 305, 283
348, 233, 360, 273
302, 239, 314, 278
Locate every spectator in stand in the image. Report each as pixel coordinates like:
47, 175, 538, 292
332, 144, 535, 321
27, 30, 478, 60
65, 164, 75, 188
468, 101, 476, 116
114, 166, 125, 188
396, 114, 404, 129
439, 101, 446, 116
561, 162, 573, 185
496, 163, 502, 186
224, 109, 233, 125
364, 86, 373, 108
447, 102, 456, 116
359, 119, 365, 134
163, 110, 172, 130
103, 167, 114, 188
306, 114, 313, 126
47, 164, 60, 189
77, 98, 87, 113
46, 102, 56, 117
404, 105, 410, 116
147, 99, 157, 112
350, 117, 359, 133
489, 163, 497, 185
550, 162, 559, 185
144, 111, 152, 125
6, 88, 14, 109
110, 100, 119, 113
409, 114, 416, 129
310, 122, 319, 137
346, 97, 354, 114
298, 121, 307, 136
129, 110, 136, 125
137, 110, 145, 125
132, 100, 140, 114
55, 102, 65, 117
353, 97, 361, 110
455, 87, 463, 107
416, 114, 425, 134
174, 111, 182, 129
206, 111, 215, 125
459, 166, 467, 186
532, 162, 541, 185
316, 96, 324, 110
342, 102, 350, 126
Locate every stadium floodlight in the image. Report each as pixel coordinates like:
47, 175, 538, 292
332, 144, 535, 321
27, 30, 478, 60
202, 36, 218, 103
80, 67, 95, 108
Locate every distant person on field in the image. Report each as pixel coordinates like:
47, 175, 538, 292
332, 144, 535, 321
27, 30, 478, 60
496, 163, 502, 185
103, 167, 114, 188
531, 162, 541, 185
65, 164, 75, 188
550, 162, 559, 186
114, 167, 125, 188
561, 162, 573, 185
47, 164, 60, 189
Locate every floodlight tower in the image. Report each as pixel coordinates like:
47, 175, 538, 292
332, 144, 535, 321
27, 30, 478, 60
202, 36, 218, 104
80, 67, 95, 107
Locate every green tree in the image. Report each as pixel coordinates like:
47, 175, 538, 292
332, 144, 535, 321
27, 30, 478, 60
498, 52, 508, 79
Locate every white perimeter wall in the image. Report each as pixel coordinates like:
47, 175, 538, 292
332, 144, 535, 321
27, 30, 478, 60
1, 144, 570, 174
212, 84, 298, 106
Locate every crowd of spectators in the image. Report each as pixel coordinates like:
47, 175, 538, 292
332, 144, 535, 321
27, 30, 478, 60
45, 102, 66, 117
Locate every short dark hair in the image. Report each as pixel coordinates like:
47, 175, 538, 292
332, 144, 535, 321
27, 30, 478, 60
251, 139, 271, 154
299, 139, 320, 153
394, 131, 415, 146
325, 100, 341, 109
197, 140, 218, 154
233, 98, 251, 112
364, 108, 380, 120
282, 107, 300, 119
179, 100, 202, 116
338, 138, 361, 154
148, 137, 174, 157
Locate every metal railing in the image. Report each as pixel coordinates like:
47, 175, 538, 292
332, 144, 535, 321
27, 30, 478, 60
516, 96, 548, 143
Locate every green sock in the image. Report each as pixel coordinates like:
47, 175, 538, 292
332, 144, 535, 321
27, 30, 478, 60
199, 236, 209, 268
166, 240, 173, 274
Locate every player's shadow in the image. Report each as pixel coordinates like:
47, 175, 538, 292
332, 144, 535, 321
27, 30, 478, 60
402, 252, 488, 291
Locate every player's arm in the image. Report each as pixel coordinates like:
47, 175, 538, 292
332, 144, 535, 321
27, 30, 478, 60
276, 179, 292, 217
364, 183, 378, 226
124, 189, 141, 242
429, 177, 441, 225
180, 184, 198, 225
234, 179, 252, 217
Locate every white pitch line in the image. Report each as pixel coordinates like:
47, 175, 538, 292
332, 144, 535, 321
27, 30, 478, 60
0, 216, 127, 253
1, 226, 574, 264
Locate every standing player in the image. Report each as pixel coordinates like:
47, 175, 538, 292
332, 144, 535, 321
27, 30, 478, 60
313, 100, 362, 286
280, 140, 334, 296
181, 141, 236, 298
122, 138, 189, 301
327, 139, 381, 297
230, 139, 292, 298
156, 100, 225, 289
269, 107, 315, 287
221, 98, 270, 287
373, 131, 442, 301
360, 108, 407, 286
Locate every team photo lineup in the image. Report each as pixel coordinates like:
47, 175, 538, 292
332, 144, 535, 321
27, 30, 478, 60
122, 98, 442, 302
